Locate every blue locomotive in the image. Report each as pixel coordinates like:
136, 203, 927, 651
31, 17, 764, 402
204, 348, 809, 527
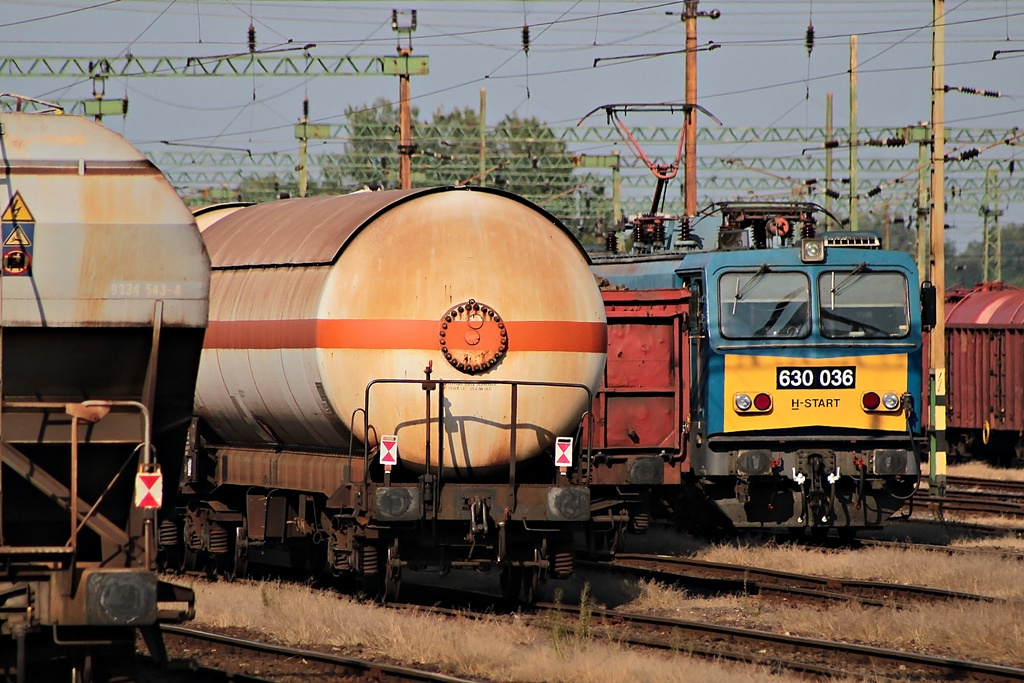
589, 202, 928, 537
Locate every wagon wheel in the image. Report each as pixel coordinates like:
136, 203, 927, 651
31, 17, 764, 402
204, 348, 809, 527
523, 545, 548, 605
382, 539, 401, 603
182, 535, 199, 573
609, 521, 629, 554
231, 521, 249, 581
524, 566, 547, 605
500, 563, 523, 602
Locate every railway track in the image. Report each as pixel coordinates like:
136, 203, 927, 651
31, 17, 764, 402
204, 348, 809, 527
858, 537, 1024, 560
157, 625, 478, 683
539, 602, 1024, 681
913, 475, 1024, 519
580, 553, 999, 608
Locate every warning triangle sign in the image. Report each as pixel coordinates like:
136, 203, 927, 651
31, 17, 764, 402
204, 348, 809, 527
555, 439, 572, 466
4, 226, 31, 247
2, 192, 34, 223
134, 472, 164, 508
380, 436, 399, 465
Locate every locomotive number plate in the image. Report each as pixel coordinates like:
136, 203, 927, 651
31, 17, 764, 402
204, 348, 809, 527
776, 366, 856, 390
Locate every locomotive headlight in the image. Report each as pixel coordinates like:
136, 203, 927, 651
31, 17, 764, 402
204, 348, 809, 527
800, 237, 825, 263
734, 392, 772, 413
881, 392, 901, 411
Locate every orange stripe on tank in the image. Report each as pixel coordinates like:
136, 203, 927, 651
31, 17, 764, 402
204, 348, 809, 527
205, 319, 607, 353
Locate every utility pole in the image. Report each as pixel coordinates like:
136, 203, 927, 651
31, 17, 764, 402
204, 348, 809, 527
901, 123, 931, 279
825, 92, 834, 218
849, 35, 859, 231
479, 88, 487, 188
682, 0, 719, 218
572, 152, 621, 233
981, 169, 1002, 282
929, 0, 947, 498
393, 10, 418, 190
294, 97, 330, 198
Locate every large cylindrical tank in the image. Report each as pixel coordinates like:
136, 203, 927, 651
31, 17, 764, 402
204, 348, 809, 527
196, 187, 607, 475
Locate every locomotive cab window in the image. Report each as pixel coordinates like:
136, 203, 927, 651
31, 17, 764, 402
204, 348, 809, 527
818, 267, 910, 339
718, 269, 811, 339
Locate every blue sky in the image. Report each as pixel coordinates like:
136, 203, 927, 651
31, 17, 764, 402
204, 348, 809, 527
2, 1, 1022, 240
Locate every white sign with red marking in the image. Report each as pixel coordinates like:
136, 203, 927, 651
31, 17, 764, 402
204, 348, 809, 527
380, 435, 399, 465
134, 467, 163, 509
555, 437, 573, 467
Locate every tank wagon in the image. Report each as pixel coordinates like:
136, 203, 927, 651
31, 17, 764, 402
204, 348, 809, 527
0, 105, 209, 679
177, 186, 606, 602
945, 282, 1024, 466
587, 202, 926, 542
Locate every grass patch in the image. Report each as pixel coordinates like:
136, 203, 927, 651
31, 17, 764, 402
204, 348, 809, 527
182, 577, 804, 683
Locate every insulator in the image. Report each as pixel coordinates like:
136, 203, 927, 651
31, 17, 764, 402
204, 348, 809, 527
805, 24, 815, 56
303, 97, 309, 119
824, 139, 840, 149
248, 24, 256, 53
947, 85, 1002, 98
801, 219, 817, 239
825, 188, 841, 199
522, 24, 530, 55
655, 223, 666, 244
1010, 160, 1016, 175
867, 186, 882, 197
602, 232, 614, 252
958, 148, 980, 161
679, 215, 691, 241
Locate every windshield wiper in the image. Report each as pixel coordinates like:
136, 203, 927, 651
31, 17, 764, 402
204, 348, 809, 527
731, 264, 772, 314
733, 264, 770, 301
828, 262, 871, 309
831, 262, 870, 295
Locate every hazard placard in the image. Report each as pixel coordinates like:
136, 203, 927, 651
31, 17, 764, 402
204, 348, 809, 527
3, 225, 31, 247
1, 192, 35, 278
380, 435, 399, 465
555, 437, 573, 467
2, 249, 30, 276
134, 467, 163, 509
1, 192, 35, 223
